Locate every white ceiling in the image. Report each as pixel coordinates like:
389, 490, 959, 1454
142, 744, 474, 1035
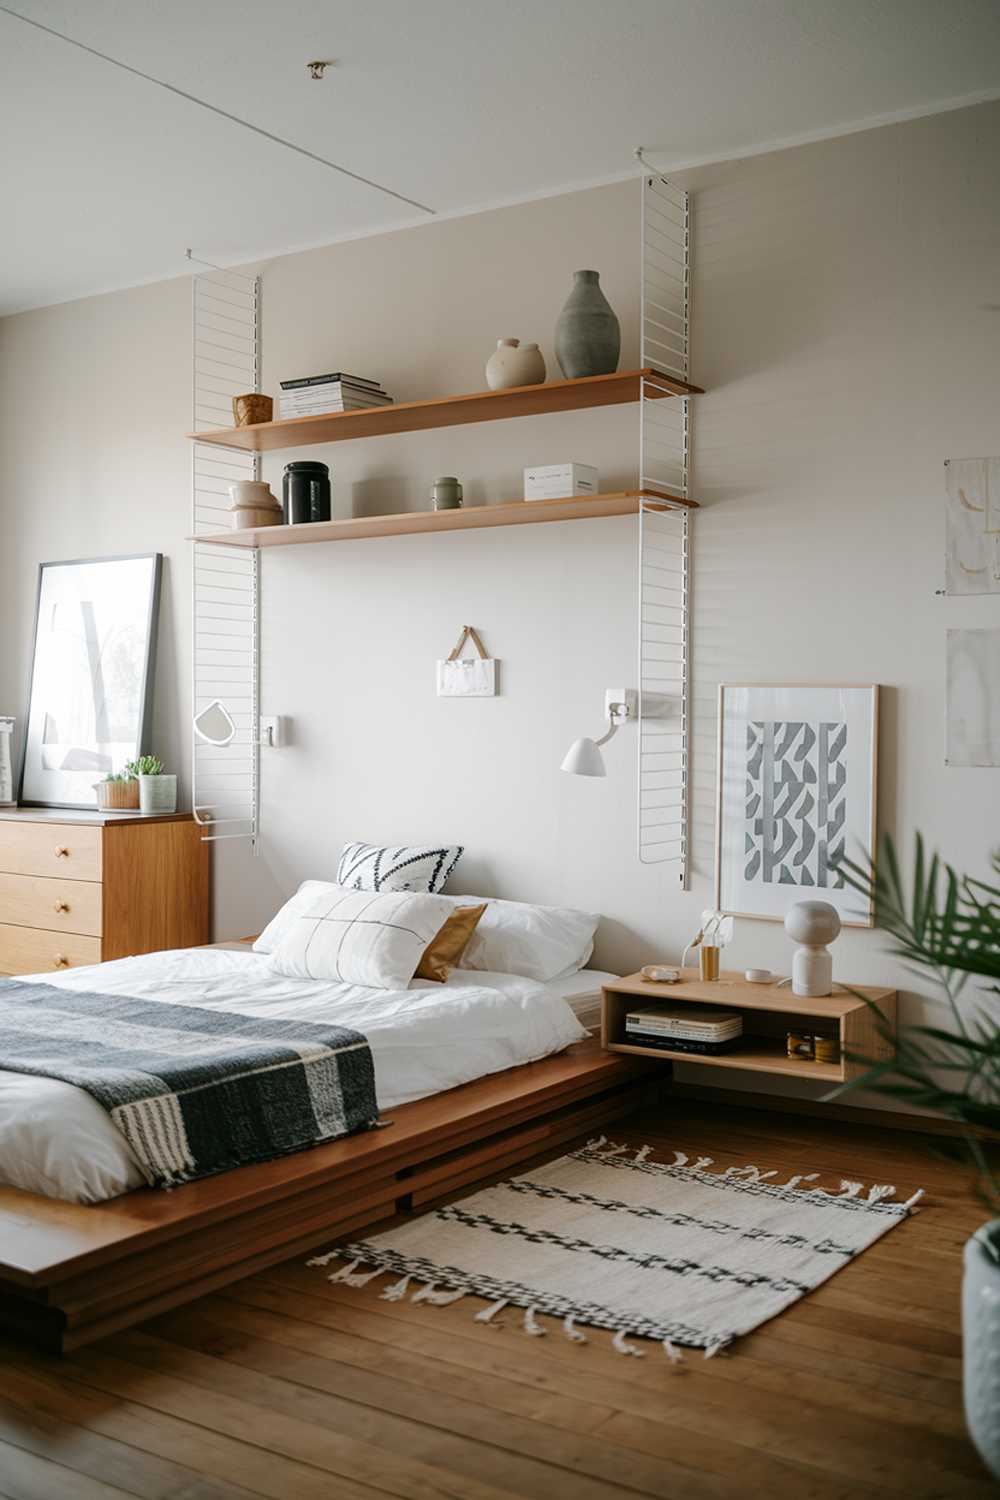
2, 0, 1000, 314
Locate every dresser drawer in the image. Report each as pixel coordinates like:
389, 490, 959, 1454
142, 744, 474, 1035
0, 923, 102, 976
0, 873, 103, 937
0, 822, 102, 881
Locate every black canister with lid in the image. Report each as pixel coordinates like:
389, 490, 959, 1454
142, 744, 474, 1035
283, 461, 331, 524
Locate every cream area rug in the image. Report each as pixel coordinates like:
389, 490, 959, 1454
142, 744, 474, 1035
309, 1137, 924, 1360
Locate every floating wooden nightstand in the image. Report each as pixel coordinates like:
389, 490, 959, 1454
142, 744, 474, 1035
601, 971, 896, 1085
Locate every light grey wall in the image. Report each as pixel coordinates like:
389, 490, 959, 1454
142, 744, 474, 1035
1, 100, 998, 1105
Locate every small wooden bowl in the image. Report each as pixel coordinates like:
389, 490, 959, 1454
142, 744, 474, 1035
232, 393, 273, 427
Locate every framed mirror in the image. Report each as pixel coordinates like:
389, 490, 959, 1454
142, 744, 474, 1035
19, 554, 162, 809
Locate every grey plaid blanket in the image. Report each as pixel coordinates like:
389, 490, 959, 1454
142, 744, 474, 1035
0, 980, 378, 1189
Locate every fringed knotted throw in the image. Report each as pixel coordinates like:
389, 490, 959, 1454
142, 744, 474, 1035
0, 979, 378, 1187
310, 1136, 923, 1360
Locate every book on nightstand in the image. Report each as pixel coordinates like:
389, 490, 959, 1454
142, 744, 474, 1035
624, 1005, 744, 1054
621, 1033, 743, 1057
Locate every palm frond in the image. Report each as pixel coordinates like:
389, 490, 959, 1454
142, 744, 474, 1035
833, 833, 1000, 1195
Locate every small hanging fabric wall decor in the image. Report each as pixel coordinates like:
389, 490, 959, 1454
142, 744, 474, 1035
437, 626, 498, 698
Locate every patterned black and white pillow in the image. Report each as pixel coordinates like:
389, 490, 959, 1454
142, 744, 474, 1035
336, 841, 463, 894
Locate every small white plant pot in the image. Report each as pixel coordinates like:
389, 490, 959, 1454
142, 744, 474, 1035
139, 774, 177, 816
964, 1222, 1000, 1479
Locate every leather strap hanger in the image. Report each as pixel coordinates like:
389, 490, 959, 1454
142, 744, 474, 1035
447, 626, 489, 661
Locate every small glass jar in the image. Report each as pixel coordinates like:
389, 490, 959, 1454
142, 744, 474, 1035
283, 461, 331, 524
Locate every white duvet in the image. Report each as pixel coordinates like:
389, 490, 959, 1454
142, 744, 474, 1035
0, 946, 589, 1204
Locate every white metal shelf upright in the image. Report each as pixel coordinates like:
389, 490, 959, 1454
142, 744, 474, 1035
191, 269, 261, 847
637, 171, 692, 884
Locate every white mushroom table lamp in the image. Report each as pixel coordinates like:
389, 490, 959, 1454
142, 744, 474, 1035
784, 900, 842, 998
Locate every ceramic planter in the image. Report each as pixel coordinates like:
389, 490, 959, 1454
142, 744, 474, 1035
139, 774, 177, 816
964, 1222, 1000, 1479
554, 270, 620, 379
485, 338, 546, 390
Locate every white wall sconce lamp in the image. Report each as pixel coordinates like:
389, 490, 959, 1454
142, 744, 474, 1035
561, 689, 638, 777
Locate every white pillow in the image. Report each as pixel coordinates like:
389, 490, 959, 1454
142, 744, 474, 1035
444, 895, 599, 983
337, 841, 463, 893
253, 880, 338, 954
267, 888, 456, 988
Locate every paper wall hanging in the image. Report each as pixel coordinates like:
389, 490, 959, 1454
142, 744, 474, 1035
945, 457, 1000, 595
946, 629, 1000, 766
436, 626, 498, 698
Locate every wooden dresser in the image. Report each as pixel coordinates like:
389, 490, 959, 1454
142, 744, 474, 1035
0, 809, 209, 976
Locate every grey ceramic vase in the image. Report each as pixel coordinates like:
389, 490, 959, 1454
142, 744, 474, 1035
554, 270, 621, 379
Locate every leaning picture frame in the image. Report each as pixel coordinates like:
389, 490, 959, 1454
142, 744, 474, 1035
18, 554, 162, 810
714, 683, 879, 927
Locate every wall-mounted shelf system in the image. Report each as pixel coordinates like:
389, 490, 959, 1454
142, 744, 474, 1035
190, 171, 699, 877
191, 488, 696, 550
601, 972, 897, 1084
191, 268, 262, 849
189, 368, 702, 454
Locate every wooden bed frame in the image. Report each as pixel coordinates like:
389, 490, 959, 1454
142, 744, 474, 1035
0, 1040, 656, 1354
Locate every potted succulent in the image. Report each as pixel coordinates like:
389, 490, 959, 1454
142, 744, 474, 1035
132, 755, 177, 816
94, 767, 140, 811
837, 836, 1000, 1478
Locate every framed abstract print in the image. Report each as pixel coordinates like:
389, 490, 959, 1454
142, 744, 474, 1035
715, 683, 879, 927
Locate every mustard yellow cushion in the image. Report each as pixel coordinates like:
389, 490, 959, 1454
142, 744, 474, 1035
416, 904, 487, 983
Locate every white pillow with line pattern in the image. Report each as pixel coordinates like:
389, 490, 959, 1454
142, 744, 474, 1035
267, 887, 456, 988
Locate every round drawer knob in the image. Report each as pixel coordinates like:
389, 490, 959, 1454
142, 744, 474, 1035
54, 955, 69, 968
54, 846, 70, 858
54, 901, 70, 913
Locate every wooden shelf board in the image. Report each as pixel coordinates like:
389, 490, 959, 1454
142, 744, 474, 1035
604, 970, 892, 1018
190, 489, 693, 549
188, 368, 703, 453
605, 1038, 845, 1083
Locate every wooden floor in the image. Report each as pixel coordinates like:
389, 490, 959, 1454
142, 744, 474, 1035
0, 1098, 990, 1499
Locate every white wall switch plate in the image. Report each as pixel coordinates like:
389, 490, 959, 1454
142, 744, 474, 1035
260, 715, 284, 748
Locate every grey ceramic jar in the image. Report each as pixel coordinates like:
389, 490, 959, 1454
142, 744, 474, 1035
431, 476, 463, 510
554, 270, 621, 379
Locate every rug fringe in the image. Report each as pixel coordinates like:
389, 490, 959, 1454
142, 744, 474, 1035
380, 1274, 412, 1301
612, 1329, 645, 1357
322, 1257, 384, 1287
563, 1314, 588, 1343
475, 1298, 508, 1325
412, 1281, 466, 1305
523, 1305, 547, 1337
663, 1339, 684, 1365
581, 1141, 922, 1211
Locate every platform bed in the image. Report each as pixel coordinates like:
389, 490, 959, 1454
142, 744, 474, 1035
0, 1040, 655, 1353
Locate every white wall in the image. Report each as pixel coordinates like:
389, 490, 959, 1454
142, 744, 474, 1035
1, 100, 998, 1105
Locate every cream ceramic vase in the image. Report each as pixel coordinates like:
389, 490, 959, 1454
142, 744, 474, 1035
228, 480, 283, 529
485, 338, 546, 391
964, 1223, 1000, 1479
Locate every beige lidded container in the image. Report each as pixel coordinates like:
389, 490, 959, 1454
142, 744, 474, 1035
228, 481, 283, 529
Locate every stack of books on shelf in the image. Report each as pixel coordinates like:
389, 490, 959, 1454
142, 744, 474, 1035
624, 1005, 743, 1056
278, 373, 394, 418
